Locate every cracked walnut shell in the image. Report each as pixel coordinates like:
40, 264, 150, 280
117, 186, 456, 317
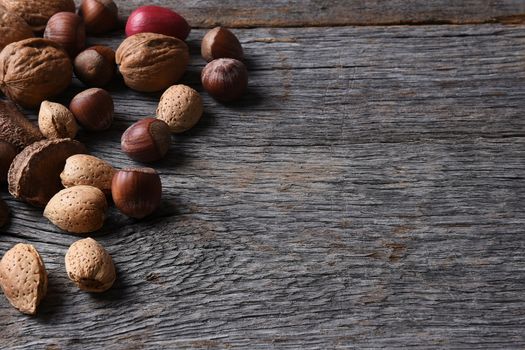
0, 38, 72, 108
0, 0, 75, 33
116, 33, 189, 92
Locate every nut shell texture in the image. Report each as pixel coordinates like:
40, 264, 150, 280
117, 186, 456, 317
60, 154, 115, 194
0, 38, 73, 108
65, 237, 115, 292
0, 243, 48, 315
69, 88, 114, 130
0, 100, 43, 152
0, 7, 34, 51
121, 118, 171, 163
156, 84, 203, 133
38, 101, 78, 139
74, 46, 115, 87
201, 27, 243, 62
44, 12, 86, 58
8, 138, 87, 207
116, 33, 189, 92
79, 0, 118, 35
0, 0, 75, 32
0, 141, 16, 183
201, 58, 248, 102
112, 168, 162, 219
44, 185, 107, 233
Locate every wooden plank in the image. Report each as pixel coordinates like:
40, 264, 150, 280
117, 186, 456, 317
1, 24, 525, 348
105, 0, 525, 27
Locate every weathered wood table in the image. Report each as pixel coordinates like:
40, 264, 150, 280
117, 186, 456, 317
1, 1, 525, 348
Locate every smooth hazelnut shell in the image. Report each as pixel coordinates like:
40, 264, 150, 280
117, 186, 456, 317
201, 58, 248, 102
74, 45, 115, 87
121, 118, 171, 163
125, 5, 190, 40
201, 27, 244, 62
0, 141, 16, 183
111, 168, 162, 219
79, 0, 118, 35
44, 12, 86, 58
69, 88, 114, 131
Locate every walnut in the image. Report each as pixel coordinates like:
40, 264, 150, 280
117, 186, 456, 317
0, 6, 33, 51
0, 0, 75, 33
115, 33, 189, 92
0, 38, 72, 108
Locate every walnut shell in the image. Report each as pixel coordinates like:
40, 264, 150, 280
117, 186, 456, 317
0, 0, 75, 33
156, 84, 203, 133
65, 237, 115, 292
8, 138, 87, 207
115, 33, 189, 92
0, 38, 72, 108
44, 185, 107, 233
0, 6, 33, 51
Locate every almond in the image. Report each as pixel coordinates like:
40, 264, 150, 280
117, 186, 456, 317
60, 154, 116, 195
38, 101, 78, 139
65, 237, 115, 292
156, 84, 203, 133
44, 185, 107, 233
0, 243, 47, 315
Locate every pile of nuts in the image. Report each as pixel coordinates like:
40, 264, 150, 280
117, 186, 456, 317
0, 0, 249, 314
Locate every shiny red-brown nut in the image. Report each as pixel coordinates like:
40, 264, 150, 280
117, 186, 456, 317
69, 88, 114, 131
125, 5, 190, 41
78, 0, 118, 35
44, 12, 86, 58
201, 58, 248, 102
201, 27, 243, 62
111, 168, 162, 219
74, 45, 115, 87
121, 118, 171, 163
0, 141, 16, 183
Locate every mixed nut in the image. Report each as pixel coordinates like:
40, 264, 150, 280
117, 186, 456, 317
0, 0, 249, 314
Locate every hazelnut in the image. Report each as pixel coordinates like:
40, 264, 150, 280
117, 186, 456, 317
201, 58, 248, 102
0, 7, 34, 51
0, 141, 16, 183
44, 12, 86, 58
8, 138, 87, 207
38, 101, 78, 139
65, 238, 116, 292
69, 88, 114, 131
78, 0, 118, 35
0, 38, 72, 108
125, 5, 190, 41
121, 118, 171, 163
156, 84, 203, 133
201, 27, 244, 62
0, 0, 75, 33
111, 168, 162, 219
116, 33, 189, 92
0, 100, 43, 152
74, 45, 115, 87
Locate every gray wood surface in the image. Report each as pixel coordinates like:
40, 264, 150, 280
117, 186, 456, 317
1, 1, 525, 349
109, 0, 525, 27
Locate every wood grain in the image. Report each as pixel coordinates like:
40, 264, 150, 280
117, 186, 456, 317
106, 0, 525, 27
1, 24, 525, 349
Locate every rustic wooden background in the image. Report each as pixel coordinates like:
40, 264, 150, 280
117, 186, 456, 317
1, 0, 525, 349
